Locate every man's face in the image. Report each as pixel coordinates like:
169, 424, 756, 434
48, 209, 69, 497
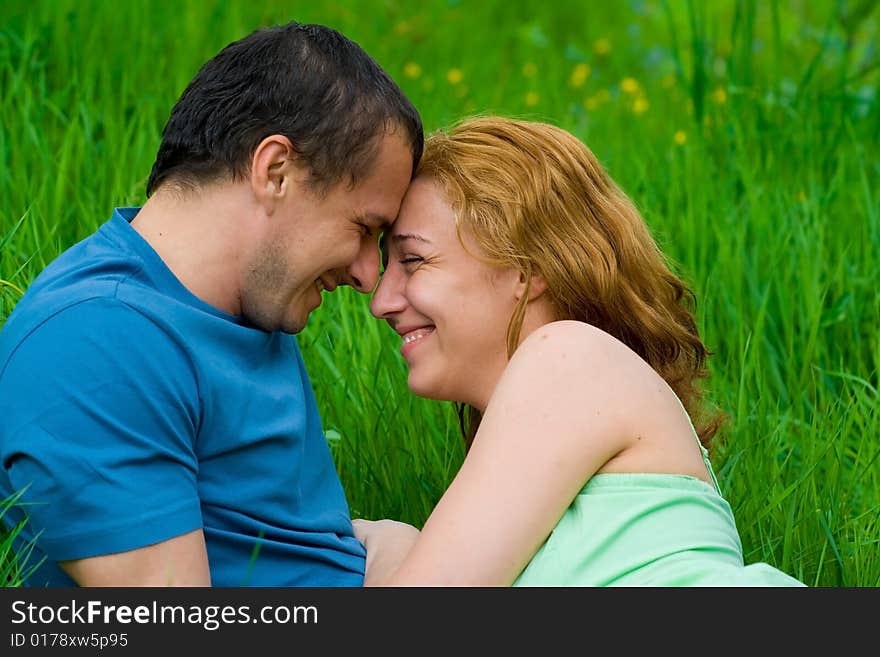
242, 131, 413, 333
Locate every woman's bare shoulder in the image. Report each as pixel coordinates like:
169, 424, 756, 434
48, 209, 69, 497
500, 320, 673, 433
512, 320, 653, 380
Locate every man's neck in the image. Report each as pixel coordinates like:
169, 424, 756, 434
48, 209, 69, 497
130, 184, 254, 316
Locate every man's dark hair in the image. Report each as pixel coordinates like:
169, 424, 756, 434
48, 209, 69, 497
146, 22, 423, 196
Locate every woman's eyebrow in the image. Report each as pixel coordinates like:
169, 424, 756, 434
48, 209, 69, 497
390, 233, 433, 245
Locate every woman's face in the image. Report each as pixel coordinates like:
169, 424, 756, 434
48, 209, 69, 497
370, 177, 521, 410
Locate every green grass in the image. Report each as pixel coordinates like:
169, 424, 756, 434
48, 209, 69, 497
1, 0, 877, 586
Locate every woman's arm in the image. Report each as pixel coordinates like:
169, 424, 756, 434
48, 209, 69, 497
370, 320, 643, 586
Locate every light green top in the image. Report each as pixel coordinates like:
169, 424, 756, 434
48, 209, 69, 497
513, 443, 805, 587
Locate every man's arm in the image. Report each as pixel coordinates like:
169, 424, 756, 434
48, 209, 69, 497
1, 301, 206, 586
59, 529, 211, 586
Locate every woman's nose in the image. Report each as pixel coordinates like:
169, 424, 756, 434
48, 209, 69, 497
370, 263, 406, 319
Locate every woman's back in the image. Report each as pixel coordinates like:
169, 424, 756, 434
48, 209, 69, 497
515, 452, 804, 586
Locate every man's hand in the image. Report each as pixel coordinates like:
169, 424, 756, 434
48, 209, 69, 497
352, 518, 421, 586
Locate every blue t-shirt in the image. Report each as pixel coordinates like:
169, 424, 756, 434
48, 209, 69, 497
0, 207, 366, 586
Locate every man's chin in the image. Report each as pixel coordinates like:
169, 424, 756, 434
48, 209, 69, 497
280, 314, 308, 334
244, 308, 308, 334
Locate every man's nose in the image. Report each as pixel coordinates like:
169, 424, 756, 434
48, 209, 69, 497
346, 240, 381, 294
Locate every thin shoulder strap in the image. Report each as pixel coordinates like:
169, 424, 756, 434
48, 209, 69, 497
697, 442, 722, 494
674, 394, 722, 495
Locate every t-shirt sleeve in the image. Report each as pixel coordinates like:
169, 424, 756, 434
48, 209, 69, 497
0, 298, 203, 561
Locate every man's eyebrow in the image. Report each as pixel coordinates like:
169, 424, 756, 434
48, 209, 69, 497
359, 212, 394, 231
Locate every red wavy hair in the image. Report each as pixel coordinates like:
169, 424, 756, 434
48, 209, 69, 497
416, 116, 726, 451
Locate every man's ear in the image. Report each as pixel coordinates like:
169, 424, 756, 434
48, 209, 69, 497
251, 135, 297, 207
515, 270, 548, 302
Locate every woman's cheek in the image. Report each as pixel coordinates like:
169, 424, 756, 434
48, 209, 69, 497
404, 275, 432, 316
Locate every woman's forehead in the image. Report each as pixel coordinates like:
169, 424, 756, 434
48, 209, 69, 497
392, 179, 450, 233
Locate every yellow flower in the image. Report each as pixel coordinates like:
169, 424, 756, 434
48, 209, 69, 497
583, 96, 600, 111
674, 130, 687, 145
712, 86, 728, 104
621, 77, 640, 94
522, 62, 538, 77
596, 88, 611, 104
569, 63, 591, 87
446, 68, 463, 85
394, 20, 411, 35
593, 38, 611, 56
632, 97, 649, 114
525, 91, 540, 106
403, 62, 422, 79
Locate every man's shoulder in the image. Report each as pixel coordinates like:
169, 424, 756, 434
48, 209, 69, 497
0, 238, 179, 382
2, 252, 145, 355
0, 295, 175, 384
0, 210, 175, 347
8, 217, 139, 309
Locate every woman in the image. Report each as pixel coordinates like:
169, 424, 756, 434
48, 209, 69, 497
357, 116, 804, 586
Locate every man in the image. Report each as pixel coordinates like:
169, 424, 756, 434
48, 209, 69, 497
0, 21, 422, 586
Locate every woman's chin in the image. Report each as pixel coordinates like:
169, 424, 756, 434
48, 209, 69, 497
407, 373, 446, 401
